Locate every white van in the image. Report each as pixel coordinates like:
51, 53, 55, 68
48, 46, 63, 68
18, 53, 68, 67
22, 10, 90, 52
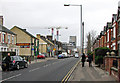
62, 52, 68, 58
75, 53, 79, 58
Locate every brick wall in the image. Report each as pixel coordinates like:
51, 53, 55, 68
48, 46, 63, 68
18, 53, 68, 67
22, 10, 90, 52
105, 56, 120, 81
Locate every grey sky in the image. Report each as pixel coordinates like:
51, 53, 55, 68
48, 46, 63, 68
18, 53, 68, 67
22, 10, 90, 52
0, 0, 120, 46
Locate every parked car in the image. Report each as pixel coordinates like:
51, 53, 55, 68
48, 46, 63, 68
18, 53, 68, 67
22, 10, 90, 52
37, 53, 45, 59
2, 56, 28, 71
62, 52, 68, 58
75, 53, 79, 58
58, 54, 64, 59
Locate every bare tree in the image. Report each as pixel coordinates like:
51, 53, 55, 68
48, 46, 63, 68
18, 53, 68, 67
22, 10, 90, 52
86, 30, 97, 54
86, 32, 91, 53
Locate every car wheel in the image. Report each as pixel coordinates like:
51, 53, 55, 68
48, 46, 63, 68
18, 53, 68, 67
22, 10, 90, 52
16, 64, 20, 70
24, 63, 28, 68
2, 68, 6, 71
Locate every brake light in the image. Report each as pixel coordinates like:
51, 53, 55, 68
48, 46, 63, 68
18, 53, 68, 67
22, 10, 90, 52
13, 60, 15, 63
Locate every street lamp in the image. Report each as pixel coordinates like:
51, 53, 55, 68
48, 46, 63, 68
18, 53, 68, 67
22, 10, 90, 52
64, 4, 83, 54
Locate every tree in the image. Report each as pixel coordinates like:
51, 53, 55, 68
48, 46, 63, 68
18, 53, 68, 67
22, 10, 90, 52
86, 32, 91, 53
86, 30, 97, 54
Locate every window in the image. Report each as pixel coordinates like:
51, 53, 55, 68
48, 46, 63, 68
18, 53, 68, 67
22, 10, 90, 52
2, 34, 5, 43
1, 48, 3, 51
107, 30, 109, 42
12, 36, 14, 44
113, 27, 115, 38
19, 56, 23, 61
118, 22, 120, 35
118, 44, 120, 56
8, 35, 10, 44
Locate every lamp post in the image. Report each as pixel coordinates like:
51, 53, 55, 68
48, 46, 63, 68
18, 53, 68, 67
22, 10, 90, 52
64, 4, 83, 54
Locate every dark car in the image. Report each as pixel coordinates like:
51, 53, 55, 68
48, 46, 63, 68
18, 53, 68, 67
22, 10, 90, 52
2, 56, 28, 71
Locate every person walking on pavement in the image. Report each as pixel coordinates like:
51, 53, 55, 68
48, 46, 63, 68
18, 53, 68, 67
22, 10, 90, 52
88, 54, 93, 67
81, 53, 86, 67
5, 53, 11, 71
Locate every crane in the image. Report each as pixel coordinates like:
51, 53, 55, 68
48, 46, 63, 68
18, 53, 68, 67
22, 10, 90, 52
27, 26, 68, 41
38, 26, 68, 41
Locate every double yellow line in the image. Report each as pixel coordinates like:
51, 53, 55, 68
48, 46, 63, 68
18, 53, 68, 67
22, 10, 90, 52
61, 59, 81, 83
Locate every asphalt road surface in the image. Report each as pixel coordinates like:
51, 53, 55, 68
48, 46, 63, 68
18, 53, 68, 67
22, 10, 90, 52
2, 57, 79, 82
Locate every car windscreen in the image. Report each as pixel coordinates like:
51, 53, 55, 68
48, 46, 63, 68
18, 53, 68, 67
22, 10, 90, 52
12, 56, 19, 61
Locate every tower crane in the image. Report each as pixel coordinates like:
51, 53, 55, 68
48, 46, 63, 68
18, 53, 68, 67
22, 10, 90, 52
38, 26, 68, 41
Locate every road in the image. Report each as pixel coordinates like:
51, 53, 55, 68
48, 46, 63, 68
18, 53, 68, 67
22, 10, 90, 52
2, 57, 79, 82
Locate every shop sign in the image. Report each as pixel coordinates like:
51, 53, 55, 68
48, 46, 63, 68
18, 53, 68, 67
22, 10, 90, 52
16, 43, 30, 46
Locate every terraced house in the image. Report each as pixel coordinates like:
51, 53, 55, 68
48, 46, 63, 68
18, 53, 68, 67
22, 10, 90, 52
0, 16, 18, 57
10, 26, 39, 60
92, 3, 120, 81
36, 34, 54, 57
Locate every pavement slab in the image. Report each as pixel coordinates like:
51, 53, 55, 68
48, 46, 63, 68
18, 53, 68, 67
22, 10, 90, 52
69, 62, 117, 81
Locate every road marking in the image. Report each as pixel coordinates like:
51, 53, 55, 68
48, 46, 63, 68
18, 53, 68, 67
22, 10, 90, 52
0, 73, 21, 82
61, 59, 81, 83
29, 68, 40, 72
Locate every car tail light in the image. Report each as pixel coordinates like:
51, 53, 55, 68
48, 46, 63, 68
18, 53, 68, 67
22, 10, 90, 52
13, 60, 15, 63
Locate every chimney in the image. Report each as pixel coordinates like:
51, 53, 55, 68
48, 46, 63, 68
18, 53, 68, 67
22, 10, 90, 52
47, 35, 52, 40
0, 16, 3, 25
36, 34, 40, 38
23, 29, 26, 31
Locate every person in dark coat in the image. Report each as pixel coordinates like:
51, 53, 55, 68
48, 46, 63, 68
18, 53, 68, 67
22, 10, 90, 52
5, 53, 11, 71
81, 53, 86, 67
88, 54, 93, 67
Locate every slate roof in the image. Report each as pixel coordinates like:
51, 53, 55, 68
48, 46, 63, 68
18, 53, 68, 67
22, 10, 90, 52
0, 25, 16, 35
13, 26, 38, 39
40, 36, 54, 46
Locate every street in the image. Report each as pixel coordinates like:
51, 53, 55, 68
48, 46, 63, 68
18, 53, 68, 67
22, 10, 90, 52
2, 57, 79, 82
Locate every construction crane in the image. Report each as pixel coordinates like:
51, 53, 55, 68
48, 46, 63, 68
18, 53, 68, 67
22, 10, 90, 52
27, 26, 68, 41
54, 27, 68, 41
39, 26, 68, 41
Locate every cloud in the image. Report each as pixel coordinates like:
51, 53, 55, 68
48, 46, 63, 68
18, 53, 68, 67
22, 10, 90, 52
1, 0, 120, 46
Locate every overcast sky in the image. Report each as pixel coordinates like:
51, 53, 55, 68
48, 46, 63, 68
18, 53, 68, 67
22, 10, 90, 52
0, 0, 120, 46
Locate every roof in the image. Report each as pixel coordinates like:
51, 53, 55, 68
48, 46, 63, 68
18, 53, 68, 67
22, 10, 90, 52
13, 26, 37, 39
0, 25, 16, 35
40, 36, 54, 46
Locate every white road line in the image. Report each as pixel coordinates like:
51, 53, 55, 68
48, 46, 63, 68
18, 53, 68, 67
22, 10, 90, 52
0, 73, 21, 82
29, 68, 40, 72
43, 65, 49, 67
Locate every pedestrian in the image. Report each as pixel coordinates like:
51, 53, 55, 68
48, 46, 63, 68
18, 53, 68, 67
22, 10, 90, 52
88, 54, 93, 67
81, 53, 86, 67
4, 53, 11, 71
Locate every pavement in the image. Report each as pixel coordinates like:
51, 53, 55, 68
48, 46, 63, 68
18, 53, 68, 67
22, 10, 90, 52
69, 61, 117, 81
28, 57, 57, 65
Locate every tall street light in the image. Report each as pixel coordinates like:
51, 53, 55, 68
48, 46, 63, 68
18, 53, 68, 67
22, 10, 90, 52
64, 4, 83, 54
